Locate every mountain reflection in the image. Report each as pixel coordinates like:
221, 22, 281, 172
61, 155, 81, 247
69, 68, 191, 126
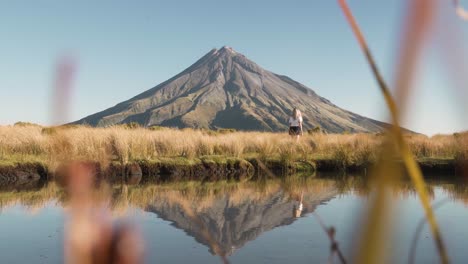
145, 183, 338, 256
1, 174, 468, 257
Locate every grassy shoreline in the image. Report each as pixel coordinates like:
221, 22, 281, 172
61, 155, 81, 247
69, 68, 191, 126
0, 125, 466, 186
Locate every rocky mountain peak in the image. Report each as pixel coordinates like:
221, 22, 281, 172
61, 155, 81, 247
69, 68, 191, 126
73, 46, 388, 133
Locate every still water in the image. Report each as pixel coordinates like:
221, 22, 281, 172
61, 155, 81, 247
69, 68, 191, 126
0, 174, 467, 264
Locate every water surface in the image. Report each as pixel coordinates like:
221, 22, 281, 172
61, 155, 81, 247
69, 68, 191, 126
0, 174, 467, 263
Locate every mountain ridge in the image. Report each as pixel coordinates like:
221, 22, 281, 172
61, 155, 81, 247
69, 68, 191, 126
73, 46, 390, 133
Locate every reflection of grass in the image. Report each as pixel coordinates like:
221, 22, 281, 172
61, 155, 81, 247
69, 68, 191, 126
327, 174, 436, 199
0, 182, 62, 212
0, 181, 113, 213
2, 176, 465, 214
440, 183, 468, 206
109, 176, 339, 214
0, 176, 336, 213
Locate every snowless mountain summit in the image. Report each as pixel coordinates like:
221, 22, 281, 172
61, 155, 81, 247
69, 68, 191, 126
74, 46, 388, 132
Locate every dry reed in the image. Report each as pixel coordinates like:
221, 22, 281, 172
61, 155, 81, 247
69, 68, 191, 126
0, 125, 465, 170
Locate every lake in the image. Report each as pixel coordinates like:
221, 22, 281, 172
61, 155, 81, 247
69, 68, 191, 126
0, 174, 467, 264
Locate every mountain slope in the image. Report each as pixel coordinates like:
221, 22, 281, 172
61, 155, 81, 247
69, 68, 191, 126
74, 46, 387, 133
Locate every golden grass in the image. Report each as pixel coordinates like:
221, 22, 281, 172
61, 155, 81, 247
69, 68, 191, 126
0, 125, 466, 170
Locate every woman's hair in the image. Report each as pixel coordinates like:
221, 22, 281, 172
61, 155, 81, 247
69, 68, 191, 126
291, 108, 301, 119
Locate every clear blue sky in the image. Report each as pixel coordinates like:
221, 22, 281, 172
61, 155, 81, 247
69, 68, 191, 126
1, 0, 467, 135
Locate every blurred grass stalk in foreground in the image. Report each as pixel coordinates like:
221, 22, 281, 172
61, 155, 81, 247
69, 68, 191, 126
49, 57, 145, 264
337, 0, 451, 263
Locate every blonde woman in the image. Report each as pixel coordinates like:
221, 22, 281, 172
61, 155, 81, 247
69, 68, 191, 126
288, 108, 303, 140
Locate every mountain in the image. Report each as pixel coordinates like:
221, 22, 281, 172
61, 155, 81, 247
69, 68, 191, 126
74, 46, 388, 133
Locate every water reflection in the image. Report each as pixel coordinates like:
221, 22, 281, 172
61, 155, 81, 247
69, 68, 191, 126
145, 183, 337, 257
2, 174, 468, 213
1, 174, 468, 261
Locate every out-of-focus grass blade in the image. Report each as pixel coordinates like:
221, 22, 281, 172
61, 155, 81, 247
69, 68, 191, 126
336, 0, 449, 263
52, 56, 76, 126
453, 0, 468, 20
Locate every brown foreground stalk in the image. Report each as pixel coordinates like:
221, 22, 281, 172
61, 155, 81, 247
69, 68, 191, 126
337, 0, 449, 263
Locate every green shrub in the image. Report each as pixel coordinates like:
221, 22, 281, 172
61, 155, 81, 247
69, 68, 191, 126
121, 122, 141, 129
308, 126, 321, 134
148, 126, 165, 131
41, 127, 58, 135
331, 146, 353, 170
14, 121, 42, 127
217, 128, 237, 134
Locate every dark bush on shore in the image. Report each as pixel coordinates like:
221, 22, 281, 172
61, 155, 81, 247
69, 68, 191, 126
148, 126, 166, 131
121, 122, 141, 129
217, 128, 237, 134
308, 126, 322, 134
14, 122, 42, 127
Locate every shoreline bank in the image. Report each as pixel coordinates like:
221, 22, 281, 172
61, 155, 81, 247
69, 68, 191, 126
1, 156, 465, 189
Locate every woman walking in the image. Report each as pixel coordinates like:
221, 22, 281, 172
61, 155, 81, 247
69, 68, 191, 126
288, 108, 303, 141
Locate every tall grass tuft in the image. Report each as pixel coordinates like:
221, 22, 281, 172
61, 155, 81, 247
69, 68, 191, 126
0, 125, 466, 171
